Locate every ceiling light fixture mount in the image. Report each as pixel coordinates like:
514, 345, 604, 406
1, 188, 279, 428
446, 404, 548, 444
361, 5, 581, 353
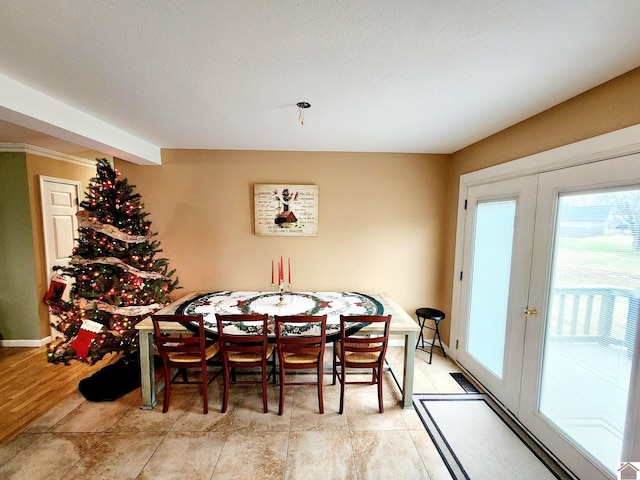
296, 102, 310, 125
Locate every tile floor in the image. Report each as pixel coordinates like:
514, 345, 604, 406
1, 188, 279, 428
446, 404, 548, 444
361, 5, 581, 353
0, 346, 466, 480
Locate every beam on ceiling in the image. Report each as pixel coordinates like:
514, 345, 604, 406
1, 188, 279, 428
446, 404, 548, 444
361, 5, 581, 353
0, 74, 161, 165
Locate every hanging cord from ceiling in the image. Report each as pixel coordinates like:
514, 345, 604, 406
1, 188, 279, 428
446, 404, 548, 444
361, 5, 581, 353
296, 102, 310, 125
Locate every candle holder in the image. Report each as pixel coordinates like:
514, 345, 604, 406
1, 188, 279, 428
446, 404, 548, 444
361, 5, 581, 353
271, 281, 292, 307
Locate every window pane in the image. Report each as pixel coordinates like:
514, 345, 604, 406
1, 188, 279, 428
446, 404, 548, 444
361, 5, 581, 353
539, 188, 640, 473
467, 200, 516, 378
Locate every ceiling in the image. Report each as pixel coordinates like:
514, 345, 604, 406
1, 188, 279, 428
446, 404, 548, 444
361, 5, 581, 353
1, 1, 640, 165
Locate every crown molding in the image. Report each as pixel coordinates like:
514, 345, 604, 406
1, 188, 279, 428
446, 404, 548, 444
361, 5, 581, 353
0, 143, 97, 167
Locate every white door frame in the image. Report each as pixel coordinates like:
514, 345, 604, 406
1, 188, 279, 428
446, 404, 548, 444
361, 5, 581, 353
451, 124, 640, 364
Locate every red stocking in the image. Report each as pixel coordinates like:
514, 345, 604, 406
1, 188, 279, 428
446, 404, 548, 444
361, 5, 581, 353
70, 320, 103, 359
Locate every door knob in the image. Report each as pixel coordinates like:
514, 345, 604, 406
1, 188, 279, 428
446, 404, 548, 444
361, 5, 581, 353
525, 308, 538, 318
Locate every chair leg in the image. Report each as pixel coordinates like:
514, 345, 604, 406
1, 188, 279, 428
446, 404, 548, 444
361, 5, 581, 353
221, 364, 230, 413
416, 318, 425, 349
201, 363, 209, 414
378, 368, 384, 413
435, 321, 446, 358
428, 336, 435, 364
261, 361, 268, 413
332, 347, 337, 385
278, 362, 286, 416
339, 365, 345, 414
317, 361, 324, 414
162, 363, 172, 413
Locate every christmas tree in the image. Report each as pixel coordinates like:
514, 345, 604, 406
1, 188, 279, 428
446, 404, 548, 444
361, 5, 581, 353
46, 158, 179, 365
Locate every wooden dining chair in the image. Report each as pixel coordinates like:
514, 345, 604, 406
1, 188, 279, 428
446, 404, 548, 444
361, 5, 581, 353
215, 313, 275, 413
151, 314, 221, 414
332, 314, 392, 414
274, 314, 327, 415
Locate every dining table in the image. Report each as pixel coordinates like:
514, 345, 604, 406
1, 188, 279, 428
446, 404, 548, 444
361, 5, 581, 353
135, 291, 420, 410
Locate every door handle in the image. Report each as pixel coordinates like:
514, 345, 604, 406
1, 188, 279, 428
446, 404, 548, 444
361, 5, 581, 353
524, 308, 538, 318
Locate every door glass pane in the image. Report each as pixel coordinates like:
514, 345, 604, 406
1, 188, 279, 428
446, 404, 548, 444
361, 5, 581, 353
467, 200, 516, 378
539, 188, 640, 473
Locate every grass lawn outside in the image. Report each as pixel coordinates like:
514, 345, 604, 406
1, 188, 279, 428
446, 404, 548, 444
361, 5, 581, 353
554, 233, 640, 289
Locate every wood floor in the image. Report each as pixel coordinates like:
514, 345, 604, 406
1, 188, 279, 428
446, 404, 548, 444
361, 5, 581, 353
0, 346, 118, 445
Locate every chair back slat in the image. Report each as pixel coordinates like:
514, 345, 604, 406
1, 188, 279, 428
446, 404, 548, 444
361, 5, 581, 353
152, 314, 211, 364
339, 314, 391, 367
215, 313, 270, 364
274, 314, 327, 356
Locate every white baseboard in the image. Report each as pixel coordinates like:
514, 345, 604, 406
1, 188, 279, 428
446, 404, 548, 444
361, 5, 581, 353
1, 337, 51, 347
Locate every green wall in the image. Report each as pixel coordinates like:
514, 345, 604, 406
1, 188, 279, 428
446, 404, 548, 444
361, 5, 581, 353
0, 152, 40, 341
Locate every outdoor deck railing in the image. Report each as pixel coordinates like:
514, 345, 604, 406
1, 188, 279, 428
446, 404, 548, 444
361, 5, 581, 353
549, 287, 639, 349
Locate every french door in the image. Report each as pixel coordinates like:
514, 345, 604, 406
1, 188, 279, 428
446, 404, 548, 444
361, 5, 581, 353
457, 175, 537, 413
520, 154, 640, 480
456, 153, 640, 480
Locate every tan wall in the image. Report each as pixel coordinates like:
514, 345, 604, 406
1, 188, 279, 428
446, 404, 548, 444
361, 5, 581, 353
116, 150, 450, 322
440, 66, 640, 346
25, 154, 98, 338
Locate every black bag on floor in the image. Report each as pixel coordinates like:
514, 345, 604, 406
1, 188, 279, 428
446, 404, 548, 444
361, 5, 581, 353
78, 353, 141, 402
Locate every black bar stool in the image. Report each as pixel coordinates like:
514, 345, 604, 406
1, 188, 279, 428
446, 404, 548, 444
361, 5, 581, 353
415, 307, 446, 364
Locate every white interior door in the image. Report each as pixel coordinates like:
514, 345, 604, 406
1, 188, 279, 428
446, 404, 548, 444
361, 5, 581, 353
456, 175, 537, 413
520, 154, 640, 480
40, 176, 81, 339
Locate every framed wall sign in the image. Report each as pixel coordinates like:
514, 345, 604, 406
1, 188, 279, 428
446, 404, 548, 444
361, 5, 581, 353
254, 184, 318, 236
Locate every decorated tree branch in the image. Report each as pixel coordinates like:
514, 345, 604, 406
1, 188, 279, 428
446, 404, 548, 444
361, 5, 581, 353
46, 158, 179, 365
